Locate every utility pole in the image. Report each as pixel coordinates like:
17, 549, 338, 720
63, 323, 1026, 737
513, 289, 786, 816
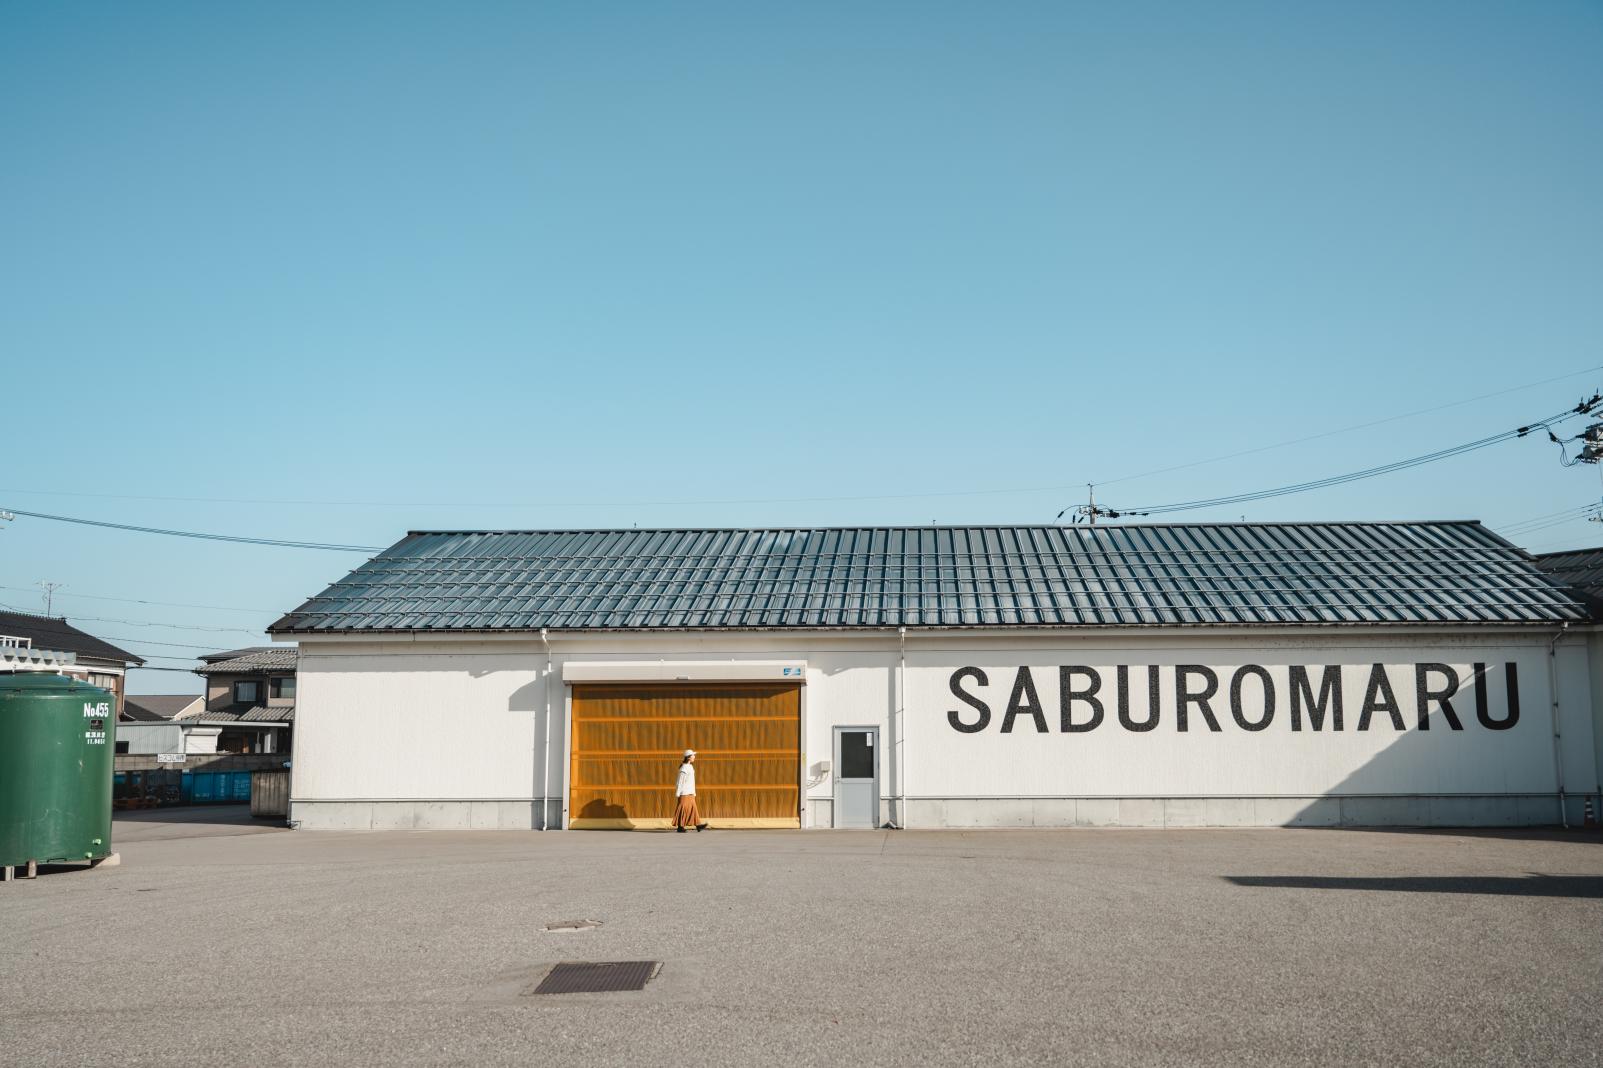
1055, 486, 1146, 526
39, 581, 63, 616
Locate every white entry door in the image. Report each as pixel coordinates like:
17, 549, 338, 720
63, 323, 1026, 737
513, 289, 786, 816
832, 726, 879, 829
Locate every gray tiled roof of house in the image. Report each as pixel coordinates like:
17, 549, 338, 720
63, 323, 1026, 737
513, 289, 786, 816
122, 695, 202, 721
192, 709, 239, 722
0, 610, 146, 666
239, 704, 294, 723
194, 647, 298, 675
1534, 547, 1603, 617
268, 522, 1585, 633
194, 705, 293, 724
198, 646, 279, 663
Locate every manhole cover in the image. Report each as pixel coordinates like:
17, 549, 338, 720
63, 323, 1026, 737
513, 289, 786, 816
543, 919, 602, 931
529, 961, 660, 995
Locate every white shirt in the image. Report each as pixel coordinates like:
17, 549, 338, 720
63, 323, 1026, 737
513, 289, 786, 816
676, 763, 696, 797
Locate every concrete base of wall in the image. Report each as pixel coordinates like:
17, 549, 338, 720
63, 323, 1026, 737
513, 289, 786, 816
116, 753, 286, 773
902, 795, 1582, 829
291, 795, 1589, 830
290, 800, 563, 831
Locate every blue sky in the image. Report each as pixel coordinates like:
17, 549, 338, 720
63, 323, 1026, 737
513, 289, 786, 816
3, 2, 1600, 693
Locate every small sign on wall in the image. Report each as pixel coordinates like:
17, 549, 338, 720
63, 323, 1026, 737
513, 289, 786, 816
156, 753, 187, 764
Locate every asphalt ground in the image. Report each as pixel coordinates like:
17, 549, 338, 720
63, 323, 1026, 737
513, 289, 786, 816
2, 814, 1600, 1067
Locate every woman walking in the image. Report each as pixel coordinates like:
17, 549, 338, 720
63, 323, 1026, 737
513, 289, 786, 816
674, 749, 709, 833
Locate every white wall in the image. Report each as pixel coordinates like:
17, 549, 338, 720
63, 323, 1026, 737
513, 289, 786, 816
118, 722, 181, 755
294, 647, 544, 811
289, 627, 1598, 829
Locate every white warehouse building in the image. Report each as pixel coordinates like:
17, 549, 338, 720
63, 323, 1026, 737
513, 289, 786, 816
267, 523, 1600, 831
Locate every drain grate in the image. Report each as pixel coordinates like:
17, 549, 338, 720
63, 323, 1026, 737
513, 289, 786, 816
530, 961, 660, 995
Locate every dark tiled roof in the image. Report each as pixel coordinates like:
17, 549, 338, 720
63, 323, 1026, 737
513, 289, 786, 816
240, 704, 294, 723
195, 648, 298, 675
0, 610, 145, 665
196, 705, 293, 724
198, 646, 278, 663
123, 695, 202, 721
268, 522, 1585, 633
1534, 547, 1603, 618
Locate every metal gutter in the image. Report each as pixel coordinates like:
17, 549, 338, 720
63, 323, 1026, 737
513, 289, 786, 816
898, 624, 907, 830
540, 628, 551, 831
1549, 622, 1570, 828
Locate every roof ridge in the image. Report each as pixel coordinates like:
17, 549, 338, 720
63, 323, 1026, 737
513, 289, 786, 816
401, 519, 1490, 536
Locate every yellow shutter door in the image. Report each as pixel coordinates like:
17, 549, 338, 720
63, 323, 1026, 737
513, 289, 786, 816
570, 683, 801, 829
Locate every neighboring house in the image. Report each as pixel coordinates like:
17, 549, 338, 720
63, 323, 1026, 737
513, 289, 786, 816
193, 646, 298, 755
118, 695, 218, 758
0, 609, 144, 714
115, 653, 298, 809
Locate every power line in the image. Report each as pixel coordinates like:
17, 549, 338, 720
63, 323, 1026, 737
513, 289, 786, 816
94, 634, 233, 652
1, 594, 273, 638
1495, 502, 1600, 537
1101, 396, 1601, 518
1496, 502, 1598, 530
1090, 364, 1603, 489
4, 609, 266, 636
1, 365, 1598, 512
1521, 533, 1601, 553
1500, 511, 1601, 540
0, 507, 382, 553
0, 584, 281, 615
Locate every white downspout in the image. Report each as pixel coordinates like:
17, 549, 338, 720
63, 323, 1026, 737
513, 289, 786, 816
541, 628, 552, 831
898, 625, 908, 830
1549, 623, 1569, 829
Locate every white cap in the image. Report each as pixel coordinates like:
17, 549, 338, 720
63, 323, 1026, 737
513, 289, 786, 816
684, 749, 696, 758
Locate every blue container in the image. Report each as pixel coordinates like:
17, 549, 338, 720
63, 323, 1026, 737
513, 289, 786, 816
228, 772, 251, 801
190, 773, 218, 803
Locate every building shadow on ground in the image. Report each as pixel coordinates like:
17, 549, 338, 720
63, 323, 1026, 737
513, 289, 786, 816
112, 804, 254, 824
1226, 874, 1603, 898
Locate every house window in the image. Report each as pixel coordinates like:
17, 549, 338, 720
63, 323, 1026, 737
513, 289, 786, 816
270, 676, 296, 699
115, 741, 129, 754
233, 680, 260, 705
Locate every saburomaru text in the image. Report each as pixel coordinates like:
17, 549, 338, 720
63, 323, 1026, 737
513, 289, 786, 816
946, 663, 1523, 734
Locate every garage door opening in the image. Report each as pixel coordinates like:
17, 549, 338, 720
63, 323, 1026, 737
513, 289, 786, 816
569, 683, 801, 830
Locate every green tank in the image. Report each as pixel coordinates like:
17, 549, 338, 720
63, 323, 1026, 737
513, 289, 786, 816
0, 674, 116, 867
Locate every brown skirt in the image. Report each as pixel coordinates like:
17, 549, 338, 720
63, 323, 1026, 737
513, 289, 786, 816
673, 793, 701, 828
